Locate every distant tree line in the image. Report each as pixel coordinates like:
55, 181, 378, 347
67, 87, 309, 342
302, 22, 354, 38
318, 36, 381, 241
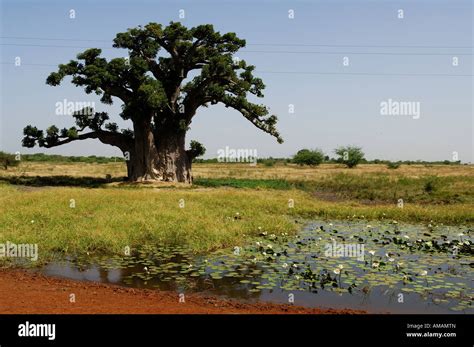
0, 152, 124, 165
292, 146, 365, 168
0, 150, 464, 169
196, 145, 463, 168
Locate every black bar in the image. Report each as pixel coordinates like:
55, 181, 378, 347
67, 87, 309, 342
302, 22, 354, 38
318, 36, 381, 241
0, 314, 471, 346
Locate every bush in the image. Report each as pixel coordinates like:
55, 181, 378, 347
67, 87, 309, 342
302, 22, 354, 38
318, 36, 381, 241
293, 149, 325, 166
0, 151, 20, 170
424, 177, 438, 194
188, 140, 206, 162
334, 146, 365, 168
387, 162, 401, 169
262, 158, 276, 167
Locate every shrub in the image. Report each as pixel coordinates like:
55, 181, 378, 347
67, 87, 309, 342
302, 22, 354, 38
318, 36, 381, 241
387, 162, 401, 169
189, 140, 206, 162
334, 146, 365, 168
424, 177, 438, 194
293, 149, 325, 166
263, 159, 276, 167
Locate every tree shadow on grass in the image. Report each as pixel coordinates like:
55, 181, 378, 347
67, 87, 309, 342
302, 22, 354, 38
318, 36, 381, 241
0, 175, 126, 188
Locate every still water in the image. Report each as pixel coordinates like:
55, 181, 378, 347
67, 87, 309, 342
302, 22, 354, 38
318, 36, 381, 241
40, 220, 473, 313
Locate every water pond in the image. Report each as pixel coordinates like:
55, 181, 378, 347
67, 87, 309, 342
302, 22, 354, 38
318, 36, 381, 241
40, 219, 473, 313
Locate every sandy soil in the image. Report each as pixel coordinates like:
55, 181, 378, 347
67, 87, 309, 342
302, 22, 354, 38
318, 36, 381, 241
0, 269, 365, 314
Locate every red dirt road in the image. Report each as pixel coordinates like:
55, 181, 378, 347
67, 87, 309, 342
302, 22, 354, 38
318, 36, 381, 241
0, 269, 365, 314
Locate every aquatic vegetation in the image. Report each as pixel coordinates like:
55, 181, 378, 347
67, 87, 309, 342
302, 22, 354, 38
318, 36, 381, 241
47, 219, 473, 313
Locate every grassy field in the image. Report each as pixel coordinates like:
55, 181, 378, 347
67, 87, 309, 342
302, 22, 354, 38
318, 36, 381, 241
4, 161, 472, 179
1, 162, 472, 261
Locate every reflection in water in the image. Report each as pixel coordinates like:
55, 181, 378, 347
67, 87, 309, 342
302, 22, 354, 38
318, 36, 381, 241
39, 220, 473, 314
42, 261, 262, 301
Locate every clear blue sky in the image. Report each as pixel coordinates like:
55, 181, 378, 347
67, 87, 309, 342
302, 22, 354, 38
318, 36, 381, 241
1, 0, 472, 162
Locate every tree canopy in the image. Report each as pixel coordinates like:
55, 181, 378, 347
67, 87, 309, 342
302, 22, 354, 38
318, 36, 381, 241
293, 149, 325, 166
335, 146, 365, 168
22, 22, 282, 182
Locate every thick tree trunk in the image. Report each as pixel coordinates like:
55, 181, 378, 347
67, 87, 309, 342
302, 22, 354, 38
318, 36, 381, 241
125, 121, 192, 183
127, 119, 160, 182
155, 130, 192, 183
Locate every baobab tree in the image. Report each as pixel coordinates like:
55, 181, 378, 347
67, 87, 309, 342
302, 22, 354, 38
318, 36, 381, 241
22, 22, 282, 182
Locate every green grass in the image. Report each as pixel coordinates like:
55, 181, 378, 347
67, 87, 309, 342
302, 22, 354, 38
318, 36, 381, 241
0, 184, 298, 260
1, 179, 472, 263
194, 174, 474, 205
194, 177, 294, 190
295, 173, 473, 204
1, 162, 473, 263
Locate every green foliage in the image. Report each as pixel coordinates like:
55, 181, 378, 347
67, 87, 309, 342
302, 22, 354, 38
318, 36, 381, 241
0, 151, 20, 169
387, 161, 401, 169
424, 176, 439, 194
293, 149, 325, 166
19, 153, 124, 164
193, 158, 219, 164
262, 158, 276, 167
188, 140, 206, 161
334, 146, 365, 168
22, 126, 44, 148
23, 21, 283, 154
